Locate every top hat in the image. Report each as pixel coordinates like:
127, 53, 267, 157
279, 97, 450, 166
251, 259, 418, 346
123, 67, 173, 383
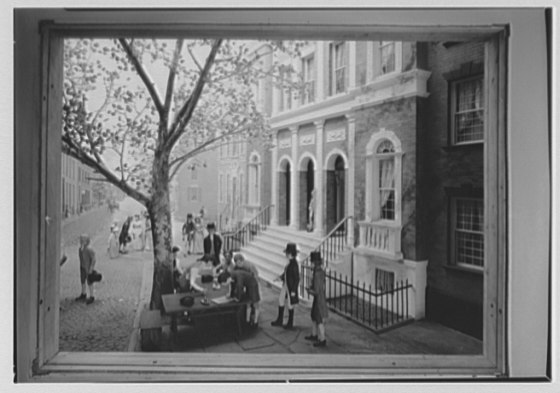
206, 222, 216, 230
187, 213, 193, 219
172, 246, 180, 253
310, 251, 323, 264
283, 243, 299, 255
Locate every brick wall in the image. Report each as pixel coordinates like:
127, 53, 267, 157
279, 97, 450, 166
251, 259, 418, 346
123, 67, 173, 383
353, 96, 419, 260
420, 41, 485, 337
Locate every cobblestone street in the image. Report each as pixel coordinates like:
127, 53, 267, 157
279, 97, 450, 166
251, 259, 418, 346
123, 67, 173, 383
59, 197, 150, 351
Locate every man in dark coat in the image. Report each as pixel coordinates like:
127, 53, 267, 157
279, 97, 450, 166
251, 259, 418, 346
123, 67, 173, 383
230, 269, 261, 327
305, 251, 328, 347
271, 242, 300, 329
203, 222, 222, 267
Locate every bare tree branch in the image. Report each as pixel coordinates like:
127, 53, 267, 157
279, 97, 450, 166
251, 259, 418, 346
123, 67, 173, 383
62, 134, 150, 205
119, 38, 165, 118
168, 119, 249, 179
186, 45, 203, 72
163, 39, 184, 129
166, 39, 223, 150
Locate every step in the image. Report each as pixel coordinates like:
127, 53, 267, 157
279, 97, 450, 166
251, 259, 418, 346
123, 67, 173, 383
262, 227, 323, 250
249, 237, 317, 258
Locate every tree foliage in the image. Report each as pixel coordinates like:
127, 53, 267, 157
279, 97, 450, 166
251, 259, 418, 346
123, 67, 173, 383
62, 38, 305, 204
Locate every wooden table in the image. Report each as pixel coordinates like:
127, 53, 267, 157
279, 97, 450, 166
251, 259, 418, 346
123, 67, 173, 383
161, 279, 250, 339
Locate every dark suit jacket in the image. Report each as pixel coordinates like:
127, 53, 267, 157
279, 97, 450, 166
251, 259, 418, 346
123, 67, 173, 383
203, 233, 222, 266
280, 258, 300, 305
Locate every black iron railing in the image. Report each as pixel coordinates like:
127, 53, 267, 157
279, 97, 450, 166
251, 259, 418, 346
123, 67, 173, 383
222, 205, 273, 252
301, 263, 413, 333
299, 216, 353, 298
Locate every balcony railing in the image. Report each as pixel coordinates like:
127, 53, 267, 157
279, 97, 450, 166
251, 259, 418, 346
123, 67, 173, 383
358, 220, 402, 258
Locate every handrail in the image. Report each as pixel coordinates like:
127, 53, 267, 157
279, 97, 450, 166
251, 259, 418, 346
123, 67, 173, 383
222, 205, 273, 251
299, 215, 353, 300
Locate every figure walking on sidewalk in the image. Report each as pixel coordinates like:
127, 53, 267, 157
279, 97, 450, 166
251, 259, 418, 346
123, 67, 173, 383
305, 251, 328, 347
76, 233, 97, 305
271, 242, 300, 329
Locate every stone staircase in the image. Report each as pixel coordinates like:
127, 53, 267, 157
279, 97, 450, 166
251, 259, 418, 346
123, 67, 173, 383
239, 225, 323, 290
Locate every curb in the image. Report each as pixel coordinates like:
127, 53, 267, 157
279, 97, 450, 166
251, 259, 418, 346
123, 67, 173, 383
127, 254, 153, 352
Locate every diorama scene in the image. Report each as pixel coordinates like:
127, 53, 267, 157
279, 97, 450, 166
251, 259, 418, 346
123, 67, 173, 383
59, 36, 485, 355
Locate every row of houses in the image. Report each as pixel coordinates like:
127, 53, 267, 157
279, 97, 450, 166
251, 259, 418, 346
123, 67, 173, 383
173, 39, 484, 338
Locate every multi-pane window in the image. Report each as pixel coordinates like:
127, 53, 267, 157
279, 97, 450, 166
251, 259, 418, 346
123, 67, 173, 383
451, 76, 484, 144
302, 55, 315, 104
375, 268, 395, 292
191, 168, 198, 181
219, 174, 224, 203
380, 41, 396, 74
330, 42, 346, 95
377, 140, 396, 220
452, 198, 484, 269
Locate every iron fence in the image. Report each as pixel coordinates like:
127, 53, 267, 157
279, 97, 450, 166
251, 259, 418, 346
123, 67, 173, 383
300, 263, 413, 333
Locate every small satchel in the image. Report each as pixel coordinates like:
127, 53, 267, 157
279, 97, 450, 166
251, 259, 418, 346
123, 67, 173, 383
88, 270, 102, 283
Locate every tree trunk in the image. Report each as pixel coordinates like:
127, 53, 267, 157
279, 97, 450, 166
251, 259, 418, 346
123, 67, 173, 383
148, 149, 174, 310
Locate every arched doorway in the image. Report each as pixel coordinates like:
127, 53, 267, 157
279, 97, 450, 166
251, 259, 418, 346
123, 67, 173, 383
278, 159, 292, 226
298, 156, 316, 231
325, 153, 347, 233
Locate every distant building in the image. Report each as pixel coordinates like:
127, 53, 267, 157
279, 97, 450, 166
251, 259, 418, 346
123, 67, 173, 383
61, 152, 96, 218
173, 147, 219, 225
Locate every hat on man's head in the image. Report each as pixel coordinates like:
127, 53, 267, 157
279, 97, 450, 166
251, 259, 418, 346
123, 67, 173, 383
283, 243, 299, 255
310, 251, 323, 264
172, 246, 181, 253
206, 222, 216, 230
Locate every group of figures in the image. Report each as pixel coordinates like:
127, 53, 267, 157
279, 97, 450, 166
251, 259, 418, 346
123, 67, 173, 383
107, 212, 152, 258
171, 234, 329, 346
180, 212, 208, 255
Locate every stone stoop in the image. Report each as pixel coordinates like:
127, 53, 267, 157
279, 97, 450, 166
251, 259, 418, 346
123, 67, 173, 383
239, 225, 323, 292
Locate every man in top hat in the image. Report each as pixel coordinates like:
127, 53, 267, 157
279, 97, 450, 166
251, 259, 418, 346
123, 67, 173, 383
271, 242, 300, 329
203, 222, 222, 267
305, 251, 328, 347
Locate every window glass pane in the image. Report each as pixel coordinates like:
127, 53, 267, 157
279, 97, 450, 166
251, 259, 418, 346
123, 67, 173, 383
454, 78, 484, 143
455, 198, 484, 268
380, 41, 396, 74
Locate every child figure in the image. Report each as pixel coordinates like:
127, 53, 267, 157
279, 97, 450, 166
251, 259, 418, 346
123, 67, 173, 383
107, 222, 120, 259
228, 269, 261, 328
305, 251, 328, 347
271, 243, 300, 329
182, 213, 195, 255
171, 246, 183, 293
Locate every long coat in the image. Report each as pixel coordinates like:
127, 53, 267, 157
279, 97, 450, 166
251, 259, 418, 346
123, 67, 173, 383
310, 267, 328, 323
203, 233, 223, 266
281, 258, 300, 305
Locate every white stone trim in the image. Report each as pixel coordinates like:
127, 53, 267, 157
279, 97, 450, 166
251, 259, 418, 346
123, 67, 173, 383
277, 154, 294, 172
249, 150, 262, 164
278, 136, 292, 149
299, 133, 315, 146
365, 129, 403, 225
325, 127, 346, 143
297, 151, 317, 171
324, 148, 349, 170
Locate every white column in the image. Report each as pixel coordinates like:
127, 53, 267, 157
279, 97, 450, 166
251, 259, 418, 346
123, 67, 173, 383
346, 114, 356, 247
314, 120, 324, 236
348, 41, 357, 90
289, 126, 299, 230
316, 42, 325, 102
271, 131, 278, 225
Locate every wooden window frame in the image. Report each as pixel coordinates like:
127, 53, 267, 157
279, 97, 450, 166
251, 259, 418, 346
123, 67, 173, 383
450, 75, 485, 145
16, 8, 542, 383
450, 196, 485, 272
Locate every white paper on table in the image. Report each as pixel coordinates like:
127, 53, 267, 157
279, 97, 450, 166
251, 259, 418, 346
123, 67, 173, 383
211, 295, 234, 305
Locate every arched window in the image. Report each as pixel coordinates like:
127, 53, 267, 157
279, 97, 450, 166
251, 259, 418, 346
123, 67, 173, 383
365, 130, 403, 223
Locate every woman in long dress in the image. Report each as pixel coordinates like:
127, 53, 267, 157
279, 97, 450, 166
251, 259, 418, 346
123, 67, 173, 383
107, 222, 120, 259
192, 216, 204, 254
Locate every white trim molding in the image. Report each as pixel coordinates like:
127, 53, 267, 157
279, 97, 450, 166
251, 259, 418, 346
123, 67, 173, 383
277, 154, 294, 171
324, 148, 349, 170
297, 151, 317, 171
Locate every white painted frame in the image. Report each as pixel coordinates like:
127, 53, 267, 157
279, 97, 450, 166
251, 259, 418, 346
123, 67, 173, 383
365, 129, 403, 224
15, 8, 550, 382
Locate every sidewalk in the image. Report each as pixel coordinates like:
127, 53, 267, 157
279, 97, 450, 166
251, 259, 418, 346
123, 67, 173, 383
129, 216, 483, 355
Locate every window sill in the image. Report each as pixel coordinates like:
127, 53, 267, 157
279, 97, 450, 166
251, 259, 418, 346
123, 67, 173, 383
444, 264, 484, 276
441, 142, 483, 152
